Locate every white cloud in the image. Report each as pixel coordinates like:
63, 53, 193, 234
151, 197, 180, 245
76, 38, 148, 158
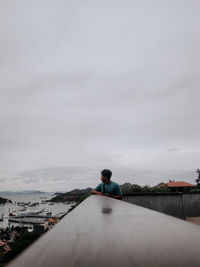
0, 0, 200, 190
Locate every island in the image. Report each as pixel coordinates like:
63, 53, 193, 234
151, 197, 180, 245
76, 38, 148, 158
0, 196, 12, 204
50, 188, 92, 203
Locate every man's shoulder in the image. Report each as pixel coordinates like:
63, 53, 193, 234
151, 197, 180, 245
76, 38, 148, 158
95, 183, 103, 190
110, 181, 120, 187
110, 181, 122, 195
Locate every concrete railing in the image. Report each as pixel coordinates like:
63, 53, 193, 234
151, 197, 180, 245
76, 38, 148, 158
123, 193, 200, 219
7, 195, 200, 267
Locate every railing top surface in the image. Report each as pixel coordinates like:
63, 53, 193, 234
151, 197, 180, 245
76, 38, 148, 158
8, 195, 200, 267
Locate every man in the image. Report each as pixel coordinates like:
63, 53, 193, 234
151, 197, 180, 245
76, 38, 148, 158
91, 169, 123, 199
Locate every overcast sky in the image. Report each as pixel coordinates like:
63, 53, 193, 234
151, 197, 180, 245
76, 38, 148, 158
0, 0, 200, 191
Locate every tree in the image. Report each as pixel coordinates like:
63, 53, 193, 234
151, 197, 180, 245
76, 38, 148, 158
1, 228, 42, 265
0, 228, 10, 241
195, 169, 200, 188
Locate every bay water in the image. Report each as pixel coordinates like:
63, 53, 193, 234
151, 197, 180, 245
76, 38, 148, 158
0, 193, 72, 229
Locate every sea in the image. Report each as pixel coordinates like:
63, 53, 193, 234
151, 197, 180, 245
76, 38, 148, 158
0, 192, 72, 229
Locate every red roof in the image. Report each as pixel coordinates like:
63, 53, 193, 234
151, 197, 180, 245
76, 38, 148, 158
166, 181, 195, 187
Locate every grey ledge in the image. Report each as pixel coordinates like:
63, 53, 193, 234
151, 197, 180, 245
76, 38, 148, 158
7, 195, 200, 267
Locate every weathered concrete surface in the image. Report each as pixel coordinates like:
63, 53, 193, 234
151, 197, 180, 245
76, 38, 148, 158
7, 195, 200, 267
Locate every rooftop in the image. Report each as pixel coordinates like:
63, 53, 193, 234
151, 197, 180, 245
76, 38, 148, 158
166, 181, 195, 187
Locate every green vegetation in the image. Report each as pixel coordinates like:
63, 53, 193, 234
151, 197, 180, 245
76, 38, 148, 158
50, 188, 92, 203
0, 228, 10, 241
0, 227, 42, 266
196, 169, 200, 188
190, 188, 200, 193
0, 197, 11, 204
120, 183, 171, 194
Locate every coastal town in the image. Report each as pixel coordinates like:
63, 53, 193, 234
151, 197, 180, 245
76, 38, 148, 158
0, 193, 75, 265
0, 196, 72, 231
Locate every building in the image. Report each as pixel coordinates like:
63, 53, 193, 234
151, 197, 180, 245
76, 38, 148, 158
165, 181, 195, 192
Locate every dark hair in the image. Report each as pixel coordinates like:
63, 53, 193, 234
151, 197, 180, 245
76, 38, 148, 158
101, 169, 112, 180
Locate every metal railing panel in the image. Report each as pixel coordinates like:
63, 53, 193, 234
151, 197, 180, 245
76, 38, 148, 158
182, 194, 200, 217
123, 194, 185, 218
123, 193, 200, 219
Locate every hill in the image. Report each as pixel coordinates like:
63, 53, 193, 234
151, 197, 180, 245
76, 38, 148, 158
0, 196, 12, 204
50, 188, 92, 203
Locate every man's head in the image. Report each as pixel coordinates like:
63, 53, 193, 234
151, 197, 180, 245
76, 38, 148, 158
101, 169, 112, 183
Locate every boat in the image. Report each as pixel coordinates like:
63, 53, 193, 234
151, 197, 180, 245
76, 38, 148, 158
19, 207, 27, 212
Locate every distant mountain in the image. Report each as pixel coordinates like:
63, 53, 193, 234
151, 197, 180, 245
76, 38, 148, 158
0, 190, 45, 195
21, 190, 45, 194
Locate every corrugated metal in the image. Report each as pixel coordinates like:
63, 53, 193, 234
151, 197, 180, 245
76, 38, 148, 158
123, 193, 200, 219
